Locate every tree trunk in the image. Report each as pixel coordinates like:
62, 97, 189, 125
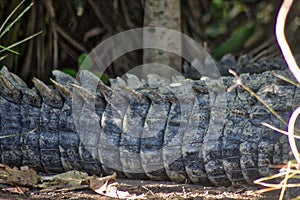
143, 0, 181, 75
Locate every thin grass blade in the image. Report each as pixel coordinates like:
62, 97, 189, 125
0, 0, 25, 33
0, 44, 19, 54
0, 31, 42, 54
0, 2, 33, 39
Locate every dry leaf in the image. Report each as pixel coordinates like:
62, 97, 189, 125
89, 173, 146, 199
53, 170, 90, 185
2, 186, 29, 194
39, 170, 90, 192
0, 164, 39, 187
7, 166, 39, 187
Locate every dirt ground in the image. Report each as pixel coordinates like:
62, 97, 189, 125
0, 178, 282, 200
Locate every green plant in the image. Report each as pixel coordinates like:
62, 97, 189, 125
61, 53, 110, 84
0, 0, 41, 138
0, 0, 41, 62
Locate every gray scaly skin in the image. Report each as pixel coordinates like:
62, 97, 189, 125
0, 60, 297, 186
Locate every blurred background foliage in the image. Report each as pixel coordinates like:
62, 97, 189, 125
0, 0, 299, 83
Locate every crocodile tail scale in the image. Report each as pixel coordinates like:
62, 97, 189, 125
0, 66, 298, 186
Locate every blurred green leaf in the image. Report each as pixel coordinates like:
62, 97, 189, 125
78, 53, 93, 70
212, 22, 254, 60
60, 68, 77, 78
205, 24, 227, 38
77, 53, 110, 84
206, 1, 249, 39
100, 73, 110, 84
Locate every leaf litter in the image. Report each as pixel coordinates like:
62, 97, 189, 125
0, 163, 146, 199
0, 163, 285, 199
